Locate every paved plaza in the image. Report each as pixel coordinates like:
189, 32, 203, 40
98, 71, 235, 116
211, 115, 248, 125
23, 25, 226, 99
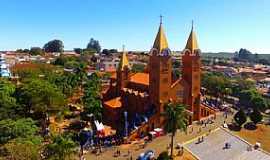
84, 112, 270, 160
85, 112, 231, 160
185, 128, 270, 160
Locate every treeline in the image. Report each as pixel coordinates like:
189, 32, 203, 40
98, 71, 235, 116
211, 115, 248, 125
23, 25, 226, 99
202, 72, 269, 112
0, 56, 103, 159
15, 38, 102, 56
234, 48, 270, 65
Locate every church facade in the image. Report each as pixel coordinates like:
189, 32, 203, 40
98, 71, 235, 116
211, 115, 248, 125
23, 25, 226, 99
102, 21, 215, 135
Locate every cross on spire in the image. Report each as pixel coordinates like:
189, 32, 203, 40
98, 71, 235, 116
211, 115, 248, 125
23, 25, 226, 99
160, 15, 163, 24
122, 44, 125, 52
192, 20, 194, 30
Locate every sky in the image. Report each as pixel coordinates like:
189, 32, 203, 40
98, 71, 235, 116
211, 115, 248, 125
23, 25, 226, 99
0, 0, 270, 53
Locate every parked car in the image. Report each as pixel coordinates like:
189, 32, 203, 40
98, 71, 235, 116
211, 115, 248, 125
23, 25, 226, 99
137, 150, 155, 160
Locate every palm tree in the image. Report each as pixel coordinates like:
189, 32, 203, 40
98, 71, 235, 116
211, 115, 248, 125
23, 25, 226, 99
163, 103, 188, 159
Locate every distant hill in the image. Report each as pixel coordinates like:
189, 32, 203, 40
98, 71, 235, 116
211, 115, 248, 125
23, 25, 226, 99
202, 52, 235, 59
202, 52, 270, 60
256, 54, 270, 60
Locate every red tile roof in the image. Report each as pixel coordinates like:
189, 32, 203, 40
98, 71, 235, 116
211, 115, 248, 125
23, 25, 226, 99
104, 97, 122, 108
129, 73, 149, 86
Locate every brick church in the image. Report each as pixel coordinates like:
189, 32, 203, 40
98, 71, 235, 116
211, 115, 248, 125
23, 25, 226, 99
102, 20, 215, 135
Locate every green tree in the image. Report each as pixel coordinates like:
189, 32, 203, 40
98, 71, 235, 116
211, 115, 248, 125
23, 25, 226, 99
109, 49, 118, 53
102, 49, 110, 55
201, 72, 231, 100
234, 109, 247, 127
239, 89, 257, 108
86, 38, 101, 53
0, 79, 18, 120
16, 49, 30, 53
73, 48, 83, 54
49, 72, 80, 97
102, 49, 118, 55
163, 103, 187, 159
53, 55, 79, 66
82, 73, 102, 121
251, 96, 267, 111
46, 134, 76, 160
44, 39, 64, 53
131, 63, 145, 73
238, 89, 266, 111
29, 47, 44, 56
0, 118, 40, 144
17, 79, 66, 131
232, 78, 255, 97
249, 109, 263, 125
64, 60, 80, 69
157, 151, 170, 160
4, 138, 41, 160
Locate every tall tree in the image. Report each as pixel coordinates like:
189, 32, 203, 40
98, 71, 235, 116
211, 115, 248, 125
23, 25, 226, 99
251, 95, 267, 111
0, 79, 18, 120
249, 109, 263, 125
234, 109, 247, 127
82, 73, 102, 121
86, 38, 101, 53
163, 103, 187, 159
44, 39, 64, 53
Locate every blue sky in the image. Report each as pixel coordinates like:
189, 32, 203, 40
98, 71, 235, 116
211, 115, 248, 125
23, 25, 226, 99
0, 0, 270, 53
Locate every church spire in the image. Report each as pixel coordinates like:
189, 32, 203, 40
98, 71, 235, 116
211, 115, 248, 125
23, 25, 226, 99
153, 15, 169, 53
118, 45, 130, 71
185, 21, 199, 53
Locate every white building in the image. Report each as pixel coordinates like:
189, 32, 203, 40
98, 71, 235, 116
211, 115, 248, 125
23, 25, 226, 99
0, 53, 11, 77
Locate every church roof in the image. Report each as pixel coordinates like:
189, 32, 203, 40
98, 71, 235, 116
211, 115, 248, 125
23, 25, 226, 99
153, 22, 169, 53
104, 97, 122, 108
129, 73, 149, 86
118, 51, 130, 71
185, 23, 199, 52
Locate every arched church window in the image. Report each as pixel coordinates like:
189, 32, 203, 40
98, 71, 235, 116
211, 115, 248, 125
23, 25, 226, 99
184, 49, 191, 55
151, 48, 158, 56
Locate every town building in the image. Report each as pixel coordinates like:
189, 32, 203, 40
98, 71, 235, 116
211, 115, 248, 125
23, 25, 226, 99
102, 21, 215, 137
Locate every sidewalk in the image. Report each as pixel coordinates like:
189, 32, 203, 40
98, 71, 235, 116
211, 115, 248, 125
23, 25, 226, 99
85, 111, 233, 160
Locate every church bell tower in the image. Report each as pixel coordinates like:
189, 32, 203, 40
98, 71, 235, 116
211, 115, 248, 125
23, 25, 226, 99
149, 17, 172, 113
182, 22, 202, 120
116, 46, 130, 96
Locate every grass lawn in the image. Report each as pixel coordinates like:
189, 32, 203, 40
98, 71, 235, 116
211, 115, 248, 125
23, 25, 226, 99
232, 124, 270, 153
